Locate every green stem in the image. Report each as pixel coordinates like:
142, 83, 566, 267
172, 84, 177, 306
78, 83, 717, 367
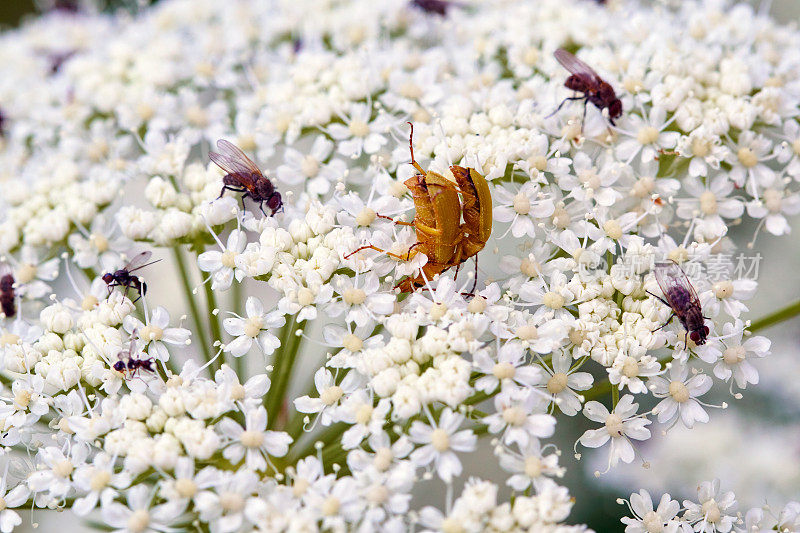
172, 247, 212, 366
749, 298, 800, 332
266, 315, 302, 430
202, 279, 223, 373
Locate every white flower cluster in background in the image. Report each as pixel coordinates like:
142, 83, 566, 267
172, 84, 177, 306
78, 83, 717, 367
621, 479, 800, 533
0, 0, 797, 531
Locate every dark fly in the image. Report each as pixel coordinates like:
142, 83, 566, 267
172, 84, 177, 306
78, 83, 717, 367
551, 48, 623, 127
113, 330, 156, 379
410, 0, 461, 16
102, 251, 160, 303
0, 274, 15, 318
209, 139, 282, 217
648, 261, 709, 348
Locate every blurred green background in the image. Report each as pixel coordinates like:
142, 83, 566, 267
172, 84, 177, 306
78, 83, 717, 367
0, 1, 798, 532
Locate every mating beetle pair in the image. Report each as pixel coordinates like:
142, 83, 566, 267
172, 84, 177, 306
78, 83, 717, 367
348, 123, 493, 294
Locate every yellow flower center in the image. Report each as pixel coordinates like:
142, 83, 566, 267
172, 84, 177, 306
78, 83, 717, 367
90, 470, 111, 492
502, 406, 527, 426
621, 357, 640, 378
723, 345, 746, 365
175, 478, 197, 498
605, 413, 624, 437
492, 362, 516, 380
431, 428, 451, 451
322, 496, 341, 516
355, 208, 377, 226
90, 233, 110, 252
244, 316, 263, 338
737, 147, 758, 168
542, 291, 565, 309
320, 386, 343, 406
240, 430, 265, 448
54, 460, 74, 478
637, 126, 659, 145
524, 456, 543, 478
603, 219, 623, 240
15, 264, 37, 284
219, 492, 245, 512
547, 373, 568, 394
513, 193, 531, 215
300, 155, 319, 178
517, 325, 538, 340
429, 302, 448, 320
221, 250, 237, 269
699, 191, 718, 215
520, 258, 541, 278
81, 295, 99, 310
701, 499, 722, 523
140, 325, 164, 342
712, 280, 733, 299
342, 333, 363, 352
669, 381, 690, 403
763, 188, 782, 213
127, 509, 150, 533
297, 288, 315, 307
467, 296, 487, 314
691, 137, 711, 157
343, 288, 366, 305
356, 404, 373, 425
0, 333, 20, 347
348, 120, 370, 138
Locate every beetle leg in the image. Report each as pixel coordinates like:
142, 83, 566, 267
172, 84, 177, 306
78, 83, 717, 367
413, 221, 443, 238
345, 244, 409, 261
402, 242, 425, 261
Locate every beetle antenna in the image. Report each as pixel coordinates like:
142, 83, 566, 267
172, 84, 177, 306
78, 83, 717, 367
407, 122, 427, 175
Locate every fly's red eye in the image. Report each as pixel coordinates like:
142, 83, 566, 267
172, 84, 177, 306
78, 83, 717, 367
703, 326, 710, 335
690, 331, 700, 342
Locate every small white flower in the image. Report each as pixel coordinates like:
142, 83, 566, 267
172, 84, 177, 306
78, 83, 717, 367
578, 395, 651, 470
649, 363, 713, 429
123, 306, 191, 362
682, 479, 737, 533
217, 405, 292, 472
620, 490, 683, 533
409, 408, 477, 483
197, 229, 248, 291
222, 297, 286, 357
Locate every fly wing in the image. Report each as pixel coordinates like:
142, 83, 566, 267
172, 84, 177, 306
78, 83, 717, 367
127, 330, 138, 358
124, 251, 161, 273
554, 48, 602, 83
210, 139, 263, 177
654, 261, 700, 309
123, 251, 152, 271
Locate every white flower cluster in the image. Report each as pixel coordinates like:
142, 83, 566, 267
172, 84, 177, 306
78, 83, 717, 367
0, 0, 798, 531
621, 479, 800, 533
